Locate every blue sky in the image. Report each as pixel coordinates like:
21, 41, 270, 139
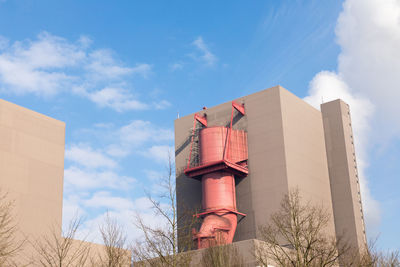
0, 0, 399, 250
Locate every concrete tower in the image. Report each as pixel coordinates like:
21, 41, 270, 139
0, 99, 65, 260
175, 86, 366, 257
321, 99, 367, 250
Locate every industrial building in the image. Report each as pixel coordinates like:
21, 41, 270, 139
0, 84, 366, 266
175, 86, 366, 263
0, 99, 65, 262
0, 99, 106, 265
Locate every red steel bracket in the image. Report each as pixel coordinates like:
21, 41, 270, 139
194, 208, 247, 218
232, 101, 245, 115
184, 159, 249, 179
194, 113, 207, 127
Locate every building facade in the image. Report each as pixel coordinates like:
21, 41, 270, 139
0, 99, 65, 261
175, 86, 366, 253
0, 99, 111, 265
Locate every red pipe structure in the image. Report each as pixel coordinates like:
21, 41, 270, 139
184, 101, 248, 249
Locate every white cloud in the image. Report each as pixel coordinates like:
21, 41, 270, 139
336, 0, 400, 137
62, 194, 87, 224
77, 35, 92, 49
142, 145, 173, 164
169, 62, 184, 71
73, 120, 173, 159
68, 193, 169, 243
106, 144, 130, 158
118, 120, 174, 147
192, 36, 217, 66
85, 49, 151, 81
0, 32, 167, 112
0, 32, 84, 96
65, 144, 117, 169
62, 123, 173, 243
86, 49, 134, 80
14, 32, 85, 68
87, 87, 148, 112
131, 63, 152, 78
84, 191, 135, 210
153, 99, 171, 110
304, 0, 400, 236
64, 166, 135, 191
144, 169, 163, 181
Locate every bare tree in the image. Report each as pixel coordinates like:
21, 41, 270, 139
256, 189, 348, 267
0, 190, 25, 266
376, 250, 400, 267
95, 212, 131, 267
32, 216, 91, 266
342, 237, 400, 267
200, 242, 245, 267
132, 154, 196, 267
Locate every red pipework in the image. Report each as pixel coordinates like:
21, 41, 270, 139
184, 102, 248, 249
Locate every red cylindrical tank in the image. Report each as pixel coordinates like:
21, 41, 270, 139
199, 127, 227, 164
202, 171, 236, 212
199, 126, 247, 164
193, 126, 246, 248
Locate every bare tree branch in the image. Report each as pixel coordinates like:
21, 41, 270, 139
256, 188, 348, 267
342, 237, 400, 267
132, 152, 196, 267
93, 212, 131, 267
32, 215, 91, 267
0, 189, 25, 266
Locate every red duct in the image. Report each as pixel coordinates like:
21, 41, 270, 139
185, 124, 248, 249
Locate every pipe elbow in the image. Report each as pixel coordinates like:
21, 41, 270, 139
195, 213, 237, 249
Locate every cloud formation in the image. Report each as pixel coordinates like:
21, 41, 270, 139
62, 118, 174, 242
0, 32, 166, 112
120, 120, 173, 143
64, 166, 135, 191
141, 145, 174, 164
304, 0, 400, 235
192, 36, 217, 66
86, 87, 149, 112
66, 144, 117, 169
336, 0, 400, 137
169, 62, 184, 71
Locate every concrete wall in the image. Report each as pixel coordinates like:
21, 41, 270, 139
243, 86, 288, 241
188, 239, 265, 267
175, 86, 338, 248
321, 99, 367, 250
0, 99, 65, 260
279, 88, 336, 236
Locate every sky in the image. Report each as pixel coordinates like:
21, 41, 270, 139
0, 0, 399, 251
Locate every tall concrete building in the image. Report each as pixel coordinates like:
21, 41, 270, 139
0, 99, 65, 261
175, 86, 366, 257
0, 99, 108, 265
322, 99, 367, 249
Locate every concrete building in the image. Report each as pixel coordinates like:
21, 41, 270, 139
175, 86, 366, 259
0, 99, 113, 265
0, 85, 366, 265
322, 99, 367, 249
0, 99, 65, 262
